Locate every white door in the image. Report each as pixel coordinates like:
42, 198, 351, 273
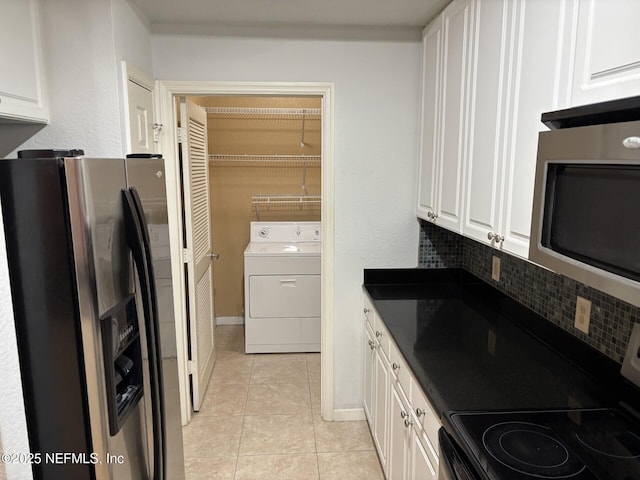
127, 78, 155, 154
179, 97, 216, 412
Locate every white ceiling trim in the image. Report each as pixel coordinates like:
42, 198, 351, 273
150, 22, 424, 42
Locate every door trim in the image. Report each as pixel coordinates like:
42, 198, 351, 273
155, 81, 335, 424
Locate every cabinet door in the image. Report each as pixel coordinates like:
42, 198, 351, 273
0, 0, 48, 123
463, 0, 512, 245
571, 0, 640, 106
437, 0, 472, 231
500, 0, 576, 257
388, 383, 410, 480
410, 429, 437, 480
373, 346, 389, 473
363, 325, 375, 423
417, 17, 443, 221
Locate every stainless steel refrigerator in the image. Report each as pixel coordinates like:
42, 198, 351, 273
0, 150, 185, 480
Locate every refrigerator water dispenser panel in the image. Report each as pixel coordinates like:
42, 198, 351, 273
100, 294, 143, 436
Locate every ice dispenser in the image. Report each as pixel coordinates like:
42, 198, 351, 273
100, 294, 144, 435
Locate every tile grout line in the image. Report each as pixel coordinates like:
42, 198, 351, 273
233, 343, 254, 480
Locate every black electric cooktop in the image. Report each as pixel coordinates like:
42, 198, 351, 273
447, 408, 640, 480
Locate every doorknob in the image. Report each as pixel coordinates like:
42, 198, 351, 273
208, 252, 220, 260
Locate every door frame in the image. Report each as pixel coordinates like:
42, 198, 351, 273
155, 81, 335, 425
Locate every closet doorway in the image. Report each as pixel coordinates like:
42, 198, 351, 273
157, 81, 335, 425
192, 95, 322, 326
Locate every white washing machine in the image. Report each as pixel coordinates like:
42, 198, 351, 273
244, 221, 321, 353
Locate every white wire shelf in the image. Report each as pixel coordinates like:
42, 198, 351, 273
209, 154, 321, 167
252, 194, 321, 219
205, 107, 321, 119
252, 194, 321, 206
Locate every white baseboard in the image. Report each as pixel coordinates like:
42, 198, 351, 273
333, 408, 366, 422
216, 316, 244, 326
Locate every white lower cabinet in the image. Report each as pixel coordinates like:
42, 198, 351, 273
410, 428, 437, 480
364, 296, 389, 473
364, 293, 440, 480
364, 324, 375, 423
388, 382, 410, 480
373, 344, 390, 471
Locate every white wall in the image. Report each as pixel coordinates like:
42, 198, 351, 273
0, 0, 153, 469
13, 0, 153, 157
152, 34, 422, 410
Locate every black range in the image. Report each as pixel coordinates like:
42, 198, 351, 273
364, 268, 640, 480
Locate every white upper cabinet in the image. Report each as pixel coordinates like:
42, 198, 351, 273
570, 0, 640, 106
462, 0, 512, 250
0, 0, 48, 123
417, 18, 442, 220
418, 0, 586, 258
417, 0, 473, 232
463, 0, 576, 257
500, 0, 576, 256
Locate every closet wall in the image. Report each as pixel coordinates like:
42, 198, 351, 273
192, 96, 322, 318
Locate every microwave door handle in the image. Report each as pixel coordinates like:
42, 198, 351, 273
122, 189, 166, 480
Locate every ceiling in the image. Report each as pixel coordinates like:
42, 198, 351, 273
128, 0, 451, 37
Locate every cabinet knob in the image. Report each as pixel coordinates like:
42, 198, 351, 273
368, 340, 376, 350
487, 232, 504, 243
404, 418, 413, 428
427, 212, 433, 219
415, 408, 425, 418
364, 307, 370, 314
392, 362, 400, 371
400, 410, 409, 419
375, 331, 383, 338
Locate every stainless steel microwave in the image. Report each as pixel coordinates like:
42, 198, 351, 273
529, 118, 640, 307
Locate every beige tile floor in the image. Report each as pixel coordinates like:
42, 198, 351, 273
183, 325, 384, 480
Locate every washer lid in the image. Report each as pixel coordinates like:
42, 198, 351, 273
244, 242, 321, 256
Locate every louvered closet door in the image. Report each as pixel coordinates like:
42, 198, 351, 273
180, 98, 215, 412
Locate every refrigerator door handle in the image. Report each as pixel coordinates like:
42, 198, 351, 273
122, 189, 166, 480
129, 187, 168, 477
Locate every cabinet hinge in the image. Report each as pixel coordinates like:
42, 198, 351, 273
187, 360, 196, 375
177, 126, 186, 143
182, 248, 192, 263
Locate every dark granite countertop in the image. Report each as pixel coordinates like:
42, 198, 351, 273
363, 268, 635, 416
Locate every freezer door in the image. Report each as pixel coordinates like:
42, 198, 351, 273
65, 158, 150, 480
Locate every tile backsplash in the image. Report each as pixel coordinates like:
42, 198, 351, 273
418, 219, 638, 364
